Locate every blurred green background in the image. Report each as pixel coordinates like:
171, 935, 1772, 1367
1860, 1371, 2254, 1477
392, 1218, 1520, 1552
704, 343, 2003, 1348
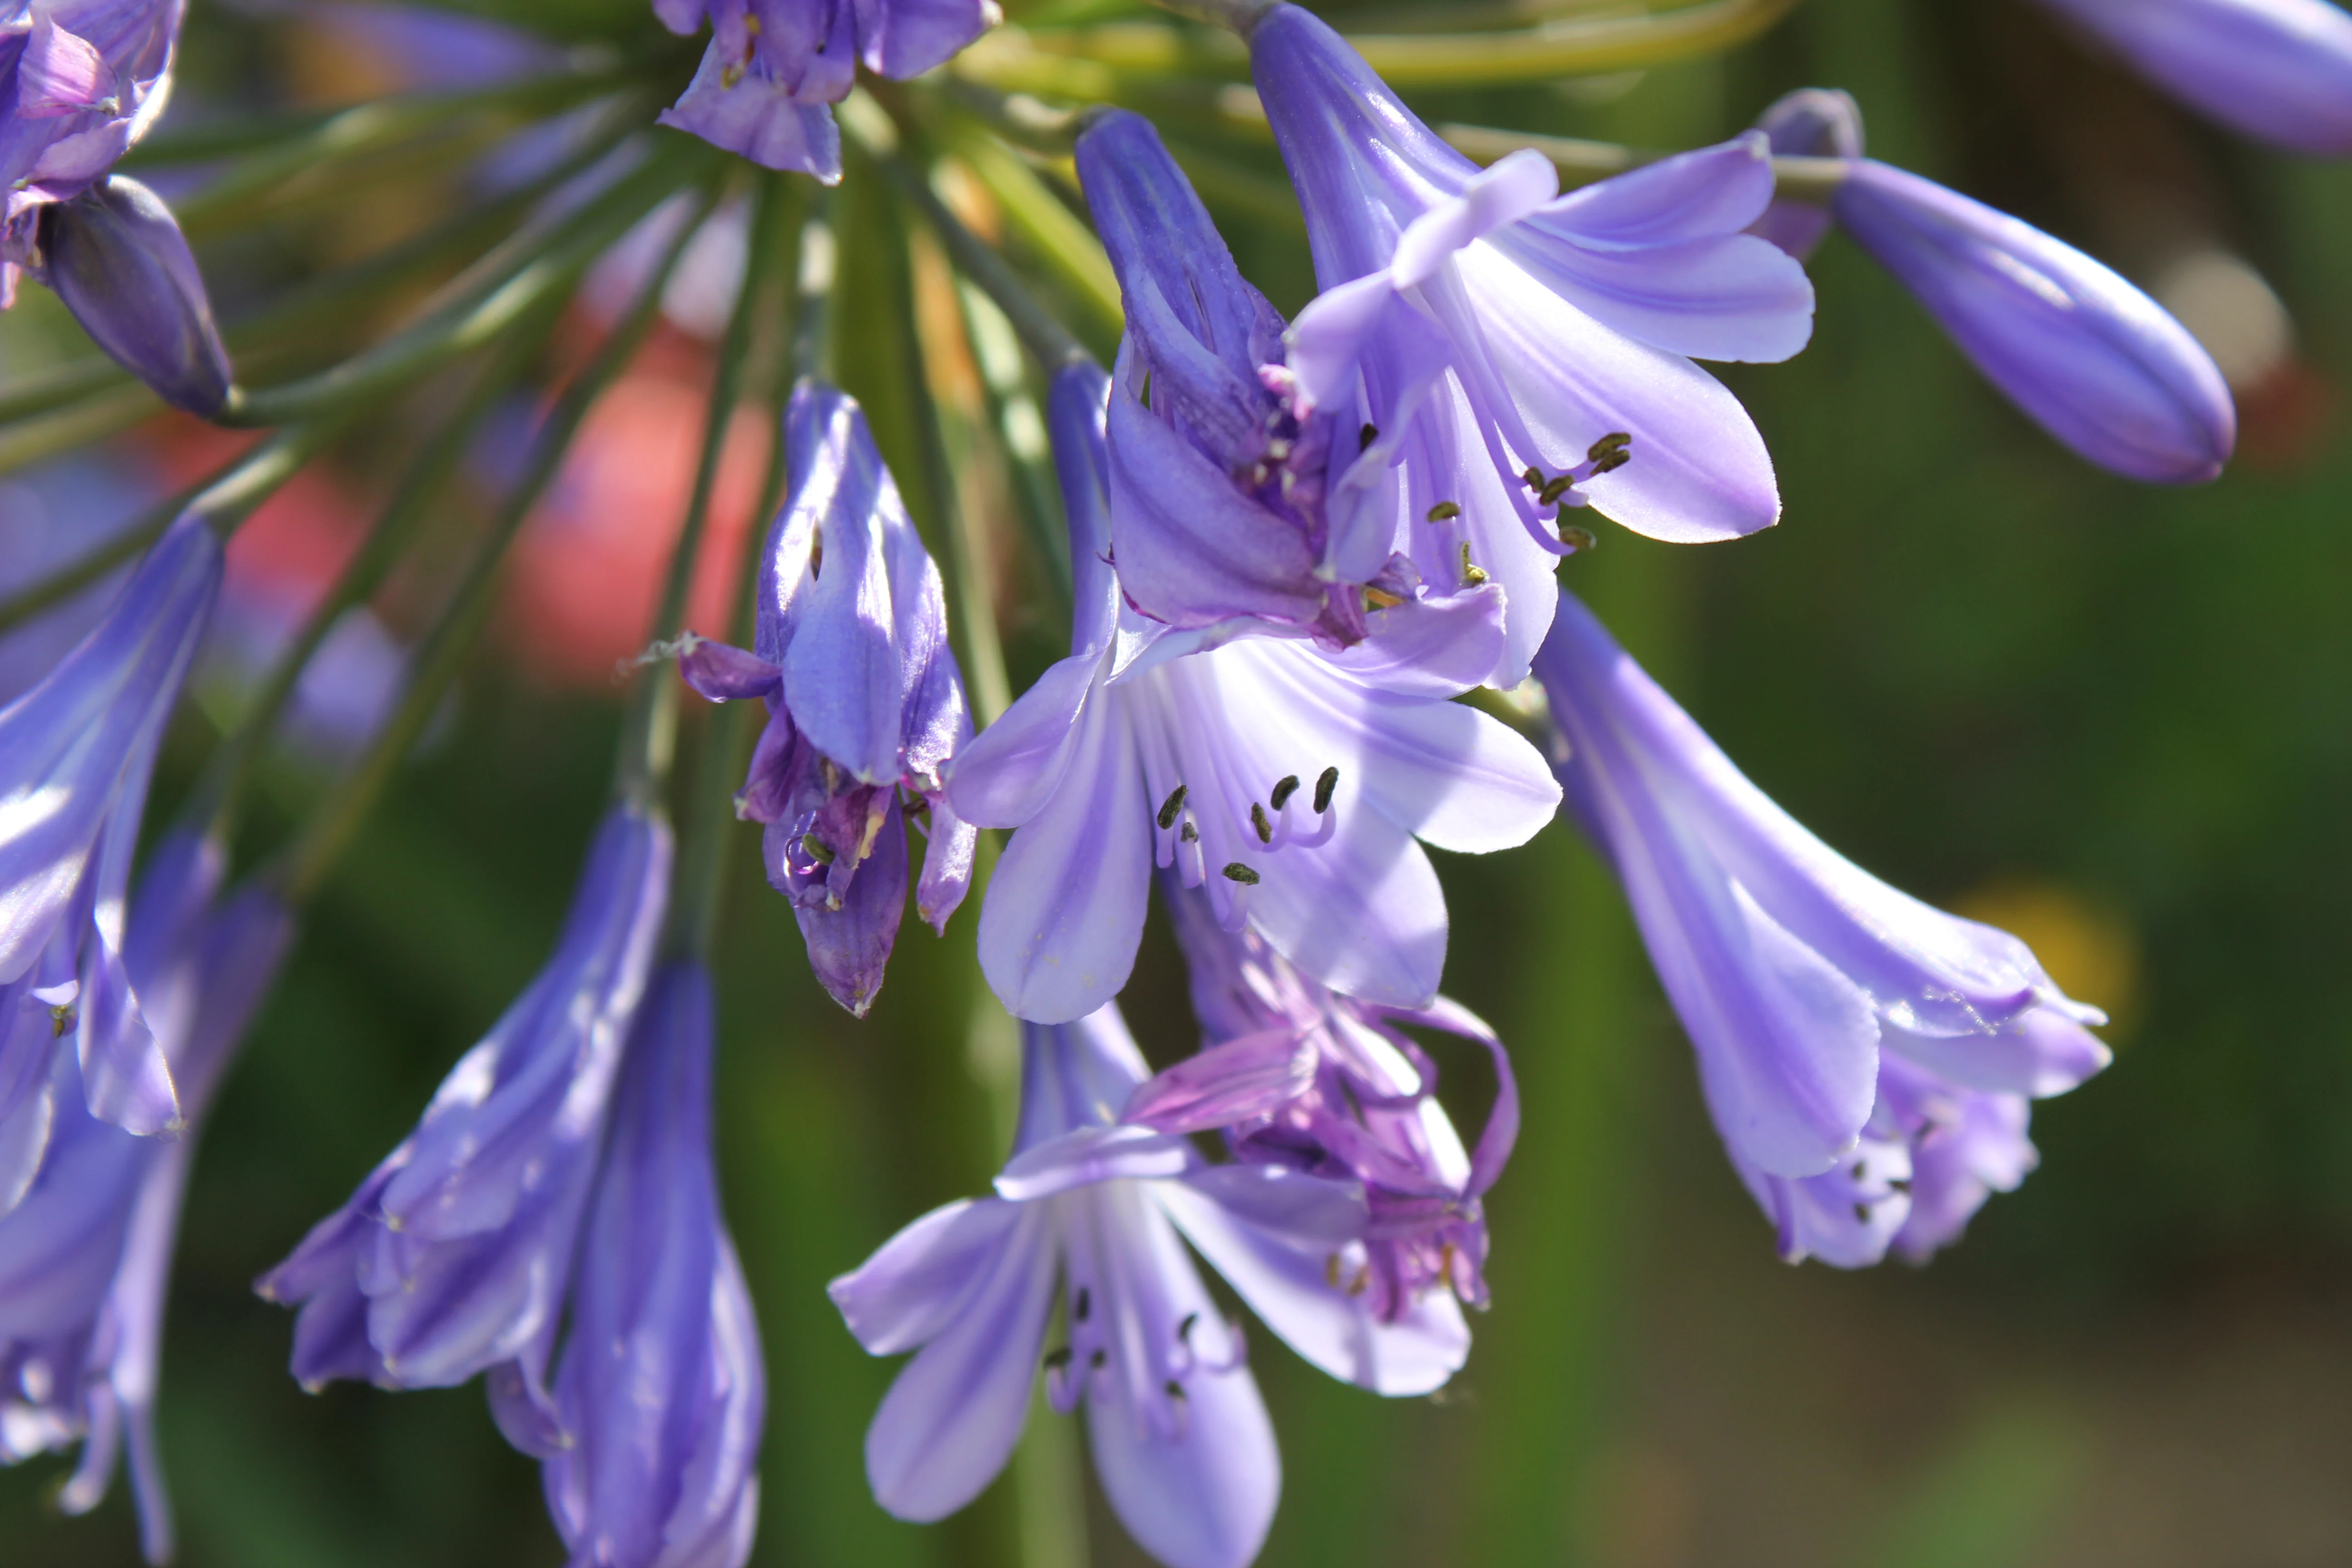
8, 0, 2352, 1563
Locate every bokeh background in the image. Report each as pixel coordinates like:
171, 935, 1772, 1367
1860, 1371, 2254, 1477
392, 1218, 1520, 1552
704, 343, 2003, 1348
6, 0, 2352, 1563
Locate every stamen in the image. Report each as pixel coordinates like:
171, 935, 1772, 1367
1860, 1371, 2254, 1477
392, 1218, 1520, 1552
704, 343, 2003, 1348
1559, 524, 1597, 553
1521, 466, 1544, 491
1250, 803, 1273, 844
1044, 1347, 1073, 1370
1589, 448, 1631, 476
1538, 473, 1577, 505
1426, 500, 1461, 522
1852, 1202, 1872, 1223
810, 526, 824, 578
742, 11, 760, 32
801, 834, 835, 866
1156, 784, 1188, 831
49, 1004, 72, 1038
1588, 431, 1632, 461
1176, 1312, 1199, 1343
1851, 1161, 1866, 1181
1164, 1380, 1186, 1401
1888, 1178, 1912, 1194
1269, 775, 1300, 810
1346, 1265, 1369, 1297
1090, 1348, 1107, 1369
1359, 422, 1379, 452
720, 61, 744, 87
1324, 1254, 1342, 1287
1075, 1286, 1092, 1322
1180, 822, 1199, 843
1221, 862, 1260, 885
1313, 767, 1338, 813
1460, 543, 1488, 587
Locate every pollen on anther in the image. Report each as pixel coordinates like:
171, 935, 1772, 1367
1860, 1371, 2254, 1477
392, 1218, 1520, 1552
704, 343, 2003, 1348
1221, 862, 1260, 885
1269, 775, 1300, 810
1250, 803, 1273, 844
1426, 500, 1461, 522
1313, 766, 1338, 813
1156, 784, 1188, 831
1359, 422, 1379, 452
1560, 524, 1597, 554
1460, 542, 1488, 587
1181, 822, 1199, 843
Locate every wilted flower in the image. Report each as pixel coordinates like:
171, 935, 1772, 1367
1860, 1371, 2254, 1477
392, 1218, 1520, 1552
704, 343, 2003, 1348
0, 828, 294, 1564
950, 361, 1558, 1025
1249, 2, 1814, 681
678, 379, 976, 1017
1531, 591, 2109, 1196
832, 1003, 1463, 1568
2033, 0, 2352, 157
1751, 87, 2237, 484
37, 175, 231, 416
654, 0, 1001, 181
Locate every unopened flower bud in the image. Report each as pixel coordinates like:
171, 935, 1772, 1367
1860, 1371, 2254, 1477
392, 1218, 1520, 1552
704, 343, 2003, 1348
42, 176, 233, 417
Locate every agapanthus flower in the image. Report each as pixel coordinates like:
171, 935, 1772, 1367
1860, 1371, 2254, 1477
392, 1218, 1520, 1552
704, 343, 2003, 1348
949, 361, 1559, 1025
1162, 875, 1514, 1323
257, 804, 671, 1411
35, 173, 231, 416
1248, 3, 1814, 682
678, 379, 976, 1017
532, 960, 764, 1568
0, 0, 185, 300
0, 511, 224, 1141
653, 0, 1000, 182
831, 1003, 1465, 1568
1752, 87, 2237, 484
1530, 592, 2110, 1200
2032, 0, 2352, 157
0, 828, 293, 1564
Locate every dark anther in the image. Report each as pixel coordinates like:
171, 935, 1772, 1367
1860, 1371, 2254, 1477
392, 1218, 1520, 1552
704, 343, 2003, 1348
1852, 1202, 1873, 1224
1156, 784, 1188, 831
1521, 466, 1545, 491
1250, 802, 1273, 844
1888, 1177, 1912, 1194
1313, 767, 1339, 813
1177, 1311, 1199, 1343
1181, 822, 1199, 843
1590, 448, 1631, 476
1359, 422, 1379, 452
1221, 862, 1261, 886
1269, 775, 1301, 810
49, 1004, 73, 1038
1460, 542, 1489, 587
1851, 1161, 1866, 1181
802, 834, 835, 866
1090, 1348, 1107, 1369
1588, 431, 1632, 461
1075, 1286, 1091, 1322
1044, 1347, 1073, 1370
1559, 524, 1597, 553
1165, 1380, 1186, 1401
1426, 500, 1461, 522
809, 527, 824, 579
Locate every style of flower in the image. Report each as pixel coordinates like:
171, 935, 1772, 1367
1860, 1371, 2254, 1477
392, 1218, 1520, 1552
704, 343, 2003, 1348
678, 379, 977, 1018
831, 1004, 1465, 1568
949, 362, 1559, 1025
1248, 3, 1815, 682
1753, 87, 2237, 484
0, 512, 223, 1141
0, 828, 294, 1564
2032, 0, 2352, 157
653, 0, 1001, 182
1530, 591, 2110, 1201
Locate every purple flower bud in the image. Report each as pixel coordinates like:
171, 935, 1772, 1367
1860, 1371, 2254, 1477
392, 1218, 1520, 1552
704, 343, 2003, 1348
538, 962, 763, 1568
1531, 592, 2110, 1210
653, 0, 1002, 181
2033, 0, 2352, 156
1749, 88, 1863, 261
678, 379, 978, 1017
1248, 3, 1814, 681
0, 514, 223, 1141
39, 176, 231, 416
0, 828, 294, 1564
258, 805, 671, 1400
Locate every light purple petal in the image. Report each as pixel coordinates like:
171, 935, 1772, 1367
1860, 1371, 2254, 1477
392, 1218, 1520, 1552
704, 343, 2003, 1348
994, 1124, 1196, 1202
658, 45, 843, 184
828, 1196, 1025, 1356
854, 0, 1001, 80
945, 648, 1100, 829
785, 790, 908, 1018
1120, 1029, 1318, 1136
1881, 1008, 2112, 1098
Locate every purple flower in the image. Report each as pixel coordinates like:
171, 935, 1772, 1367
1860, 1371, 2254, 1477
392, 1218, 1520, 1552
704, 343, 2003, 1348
949, 362, 1559, 1024
1530, 592, 2109, 1199
0, 512, 223, 1140
35, 174, 230, 416
257, 804, 671, 1407
1162, 876, 1515, 1322
2033, 0, 2352, 157
831, 1003, 1461, 1568
679, 379, 977, 1018
0, 0, 184, 300
653, 0, 1001, 182
0, 828, 294, 1563
534, 961, 764, 1568
1248, 4, 1814, 682
1750, 88, 2237, 484
1749, 88, 1863, 261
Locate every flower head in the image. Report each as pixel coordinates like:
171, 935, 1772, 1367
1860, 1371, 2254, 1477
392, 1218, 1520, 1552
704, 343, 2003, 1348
35, 174, 230, 416
1249, 3, 1814, 681
2033, 0, 2352, 157
949, 362, 1558, 1025
679, 379, 977, 1017
654, 0, 1001, 181
1531, 591, 2109, 1194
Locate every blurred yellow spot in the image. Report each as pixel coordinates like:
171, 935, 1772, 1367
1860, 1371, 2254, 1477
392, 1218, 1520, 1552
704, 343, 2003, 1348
1954, 880, 2141, 1040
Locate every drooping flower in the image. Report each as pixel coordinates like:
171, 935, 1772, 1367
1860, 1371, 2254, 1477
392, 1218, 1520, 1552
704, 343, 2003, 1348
0, 511, 224, 1140
1161, 875, 1515, 1322
678, 379, 977, 1017
0, 828, 294, 1564
34, 174, 231, 416
831, 1003, 1464, 1568
653, 0, 1001, 182
1751, 87, 2237, 484
949, 361, 1559, 1025
533, 961, 764, 1568
1248, 3, 1815, 682
1530, 591, 2110, 1200
257, 804, 671, 1410
0, 0, 186, 302
1749, 88, 1863, 261
2031, 0, 2352, 157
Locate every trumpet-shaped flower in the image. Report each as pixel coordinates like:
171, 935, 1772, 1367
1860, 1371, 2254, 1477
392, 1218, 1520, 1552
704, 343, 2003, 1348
950, 362, 1558, 1025
679, 380, 976, 1017
1751, 88, 2237, 484
1531, 592, 2109, 1189
2033, 0, 2352, 157
654, 0, 1000, 181
831, 1004, 1461, 1568
0, 512, 222, 1140
1249, 3, 1814, 681
258, 804, 671, 1408
0, 828, 293, 1564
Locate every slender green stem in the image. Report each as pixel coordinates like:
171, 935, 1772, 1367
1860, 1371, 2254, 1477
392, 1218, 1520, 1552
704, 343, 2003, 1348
1138, 0, 1274, 31
274, 182, 718, 906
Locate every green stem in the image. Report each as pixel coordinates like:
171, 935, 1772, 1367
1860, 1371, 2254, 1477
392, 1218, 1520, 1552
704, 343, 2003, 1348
274, 181, 718, 907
